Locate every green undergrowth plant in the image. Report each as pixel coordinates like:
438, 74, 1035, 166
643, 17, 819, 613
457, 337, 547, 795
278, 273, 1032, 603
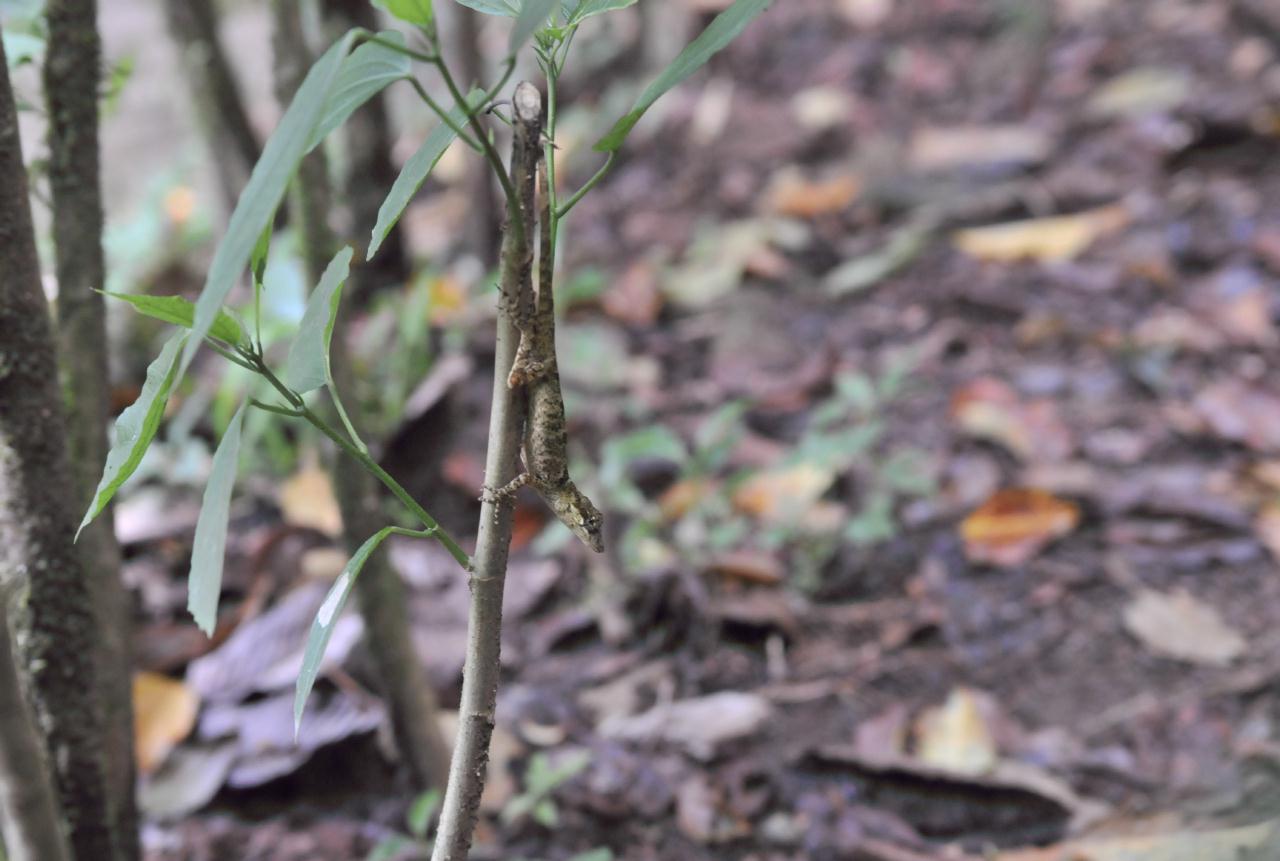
77, 0, 772, 856
597, 356, 937, 590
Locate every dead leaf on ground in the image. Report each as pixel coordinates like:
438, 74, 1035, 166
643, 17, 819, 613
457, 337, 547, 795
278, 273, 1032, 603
910, 125, 1052, 173
138, 741, 238, 820
706, 550, 784, 585
1123, 589, 1246, 666
960, 488, 1080, 567
733, 462, 836, 524
951, 377, 1073, 462
763, 167, 860, 218
1086, 67, 1191, 119
1256, 503, 1280, 563
1190, 267, 1276, 347
952, 204, 1130, 263
278, 462, 342, 537
599, 691, 772, 760
914, 688, 999, 776
134, 671, 200, 774
1192, 380, 1280, 452
996, 817, 1280, 861
601, 260, 663, 327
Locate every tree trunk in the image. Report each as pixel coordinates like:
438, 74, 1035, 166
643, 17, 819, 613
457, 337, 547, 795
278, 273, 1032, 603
43, 2, 139, 856
0, 606, 72, 861
271, 2, 452, 791
321, 0, 409, 302
163, 0, 261, 215
0, 28, 121, 861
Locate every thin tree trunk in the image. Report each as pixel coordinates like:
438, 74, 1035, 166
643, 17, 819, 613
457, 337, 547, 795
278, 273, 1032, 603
0, 606, 72, 861
43, 2, 139, 856
321, 0, 409, 301
163, 0, 261, 215
0, 28, 121, 861
431, 81, 540, 861
271, 1, 452, 791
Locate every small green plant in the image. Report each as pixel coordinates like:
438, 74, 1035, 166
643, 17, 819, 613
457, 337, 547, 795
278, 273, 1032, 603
500, 750, 592, 829
77, 1, 772, 856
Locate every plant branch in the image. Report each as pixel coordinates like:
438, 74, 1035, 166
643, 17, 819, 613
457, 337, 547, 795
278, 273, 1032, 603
431, 81, 542, 861
406, 76, 483, 152
357, 30, 438, 63
556, 151, 615, 219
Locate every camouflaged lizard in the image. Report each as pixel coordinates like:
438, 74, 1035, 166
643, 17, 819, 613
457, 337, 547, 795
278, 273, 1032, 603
483, 153, 604, 552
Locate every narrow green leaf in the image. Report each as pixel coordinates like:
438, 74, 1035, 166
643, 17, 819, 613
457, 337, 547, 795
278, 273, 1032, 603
564, 0, 634, 25
105, 292, 243, 345
251, 225, 272, 286
406, 789, 442, 839
78, 334, 186, 538
373, 0, 434, 27
307, 31, 412, 151
295, 526, 397, 732
450, 0, 518, 16
510, 0, 558, 54
182, 30, 360, 377
594, 0, 771, 152
284, 246, 354, 393
187, 403, 247, 635
368, 89, 484, 260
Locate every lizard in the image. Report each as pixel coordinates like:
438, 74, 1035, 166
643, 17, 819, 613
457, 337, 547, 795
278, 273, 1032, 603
483, 149, 605, 553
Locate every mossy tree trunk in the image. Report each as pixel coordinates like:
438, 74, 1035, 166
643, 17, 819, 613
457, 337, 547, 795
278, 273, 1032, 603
43, 1, 139, 855
270, 0, 452, 791
0, 27, 121, 861
0, 605, 72, 861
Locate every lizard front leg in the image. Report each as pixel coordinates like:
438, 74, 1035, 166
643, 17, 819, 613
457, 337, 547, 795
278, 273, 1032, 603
480, 470, 531, 505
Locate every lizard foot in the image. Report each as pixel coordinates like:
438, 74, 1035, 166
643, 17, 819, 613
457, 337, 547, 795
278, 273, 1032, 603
480, 472, 531, 505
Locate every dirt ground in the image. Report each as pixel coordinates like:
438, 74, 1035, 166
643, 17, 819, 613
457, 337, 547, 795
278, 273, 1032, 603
78, 0, 1280, 859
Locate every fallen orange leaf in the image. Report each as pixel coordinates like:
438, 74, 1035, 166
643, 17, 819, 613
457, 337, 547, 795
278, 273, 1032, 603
960, 488, 1080, 566
765, 169, 860, 218
733, 463, 835, 524
952, 203, 1130, 263
950, 377, 1072, 463
133, 671, 199, 774
279, 462, 343, 537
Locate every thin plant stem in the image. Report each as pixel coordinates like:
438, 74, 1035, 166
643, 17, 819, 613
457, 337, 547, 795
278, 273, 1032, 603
406, 76, 483, 151
556, 151, 615, 220
358, 30, 437, 63
327, 381, 369, 456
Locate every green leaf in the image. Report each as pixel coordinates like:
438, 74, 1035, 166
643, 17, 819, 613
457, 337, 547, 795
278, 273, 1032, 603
532, 799, 558, 828
510, 0, 558, 55
450, 0, 518, 16
77, 334, 186, 538
568, 850, 614, 861
105, 292, 243, 345
373, 0, 434, 27
295, 526, 397, 732
187, 403, 247, 635
284, 246, 354, 394
406, 789, 442, 839
368, 89, 485, 260
251, 227, 272, 286
182, 30, 360, 377
564, 0, 634, 25
307, 31, 412, 151
594, 0, 771, 152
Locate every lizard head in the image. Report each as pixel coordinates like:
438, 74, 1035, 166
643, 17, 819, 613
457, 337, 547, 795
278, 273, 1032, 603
549, 482, 605, 553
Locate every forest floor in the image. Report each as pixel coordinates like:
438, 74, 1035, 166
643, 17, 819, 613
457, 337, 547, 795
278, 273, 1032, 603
95, 1, 1280, 859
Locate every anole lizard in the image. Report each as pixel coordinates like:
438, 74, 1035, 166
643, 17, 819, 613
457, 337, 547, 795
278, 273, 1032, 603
483, 152, 605, 552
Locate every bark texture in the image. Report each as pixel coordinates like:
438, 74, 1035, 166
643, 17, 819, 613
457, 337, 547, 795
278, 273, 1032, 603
43, 1, 139, 854
164, 0, 261, 214
322, 0, 409, 300
271, 2, 451, 791
431, 81, 541, 861
0, 605, 72, 861
0, 29, 121, 861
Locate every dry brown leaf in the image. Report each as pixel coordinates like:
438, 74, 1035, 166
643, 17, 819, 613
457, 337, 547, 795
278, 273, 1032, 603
732, 463, 835, 524
1086, 66, 1190, 119
952, 204, 1130, 263
764, 168, 860, 218
134, 671, 200, 774
914, 688, 998, 776
960, 488, 1080, 567
951, 377, 1073, 462
279, 463, 343, 537
659, 477, 716, 522
706, 550, 784, 586
1192, 380, 1280, 453
910, 125, 1051, 173
997, 818, 1279, 861
1123, 589, 1246, 666
601, 260, 663, 326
